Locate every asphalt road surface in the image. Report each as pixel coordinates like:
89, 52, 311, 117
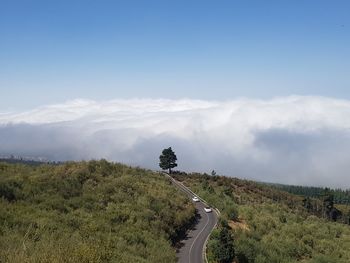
166, 175, 219, 263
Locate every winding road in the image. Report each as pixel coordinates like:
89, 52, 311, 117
165, 174, 219, 263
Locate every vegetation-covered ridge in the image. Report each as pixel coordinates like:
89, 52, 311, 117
0, 160, 195, 263
172, 172, 350, 263
265, 183, 350, 205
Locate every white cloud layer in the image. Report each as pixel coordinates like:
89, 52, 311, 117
1, 96, 350, 188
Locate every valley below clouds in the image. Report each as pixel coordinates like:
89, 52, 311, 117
1, 96, 350, 188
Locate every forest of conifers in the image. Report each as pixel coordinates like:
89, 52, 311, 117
266, 183, 350, 205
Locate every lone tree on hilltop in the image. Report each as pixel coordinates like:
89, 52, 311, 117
159, 147, 177, 174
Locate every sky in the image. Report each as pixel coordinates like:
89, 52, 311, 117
1, 0, 350, 110
1, 1, 350, 187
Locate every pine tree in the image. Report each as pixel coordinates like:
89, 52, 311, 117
213, 226, 235, 263
159, 147, 177, 174
323, 193, 334, 219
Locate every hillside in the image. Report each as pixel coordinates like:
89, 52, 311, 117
2, 160, 350, 263
0, 161, 195, 263
172, 172, 350, 263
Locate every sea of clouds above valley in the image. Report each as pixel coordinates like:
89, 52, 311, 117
1, 96, 350, 188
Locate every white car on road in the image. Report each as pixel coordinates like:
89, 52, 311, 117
192, 196, 200, 202
204, 207, 212, 213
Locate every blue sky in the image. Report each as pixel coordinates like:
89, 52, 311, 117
1, 0, 349, 110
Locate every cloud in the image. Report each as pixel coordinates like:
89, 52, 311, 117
1, 96, 350, 188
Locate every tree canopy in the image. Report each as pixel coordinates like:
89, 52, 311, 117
159, 147, 177, 174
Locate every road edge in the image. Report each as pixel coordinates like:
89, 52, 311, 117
162, 172, 221, 263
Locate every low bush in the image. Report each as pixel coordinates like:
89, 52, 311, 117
0, 161, 195, 263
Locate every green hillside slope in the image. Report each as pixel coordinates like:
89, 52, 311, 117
0, 161, 195, 263
173, 172, 350, 263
